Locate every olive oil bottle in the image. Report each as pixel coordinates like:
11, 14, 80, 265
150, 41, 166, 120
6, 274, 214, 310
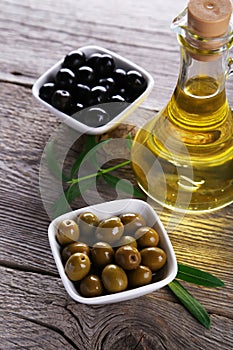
132, 0, 233, 213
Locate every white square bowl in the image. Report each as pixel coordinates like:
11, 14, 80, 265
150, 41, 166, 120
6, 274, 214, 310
48, 199, 177, 305
32, 45, 154, 135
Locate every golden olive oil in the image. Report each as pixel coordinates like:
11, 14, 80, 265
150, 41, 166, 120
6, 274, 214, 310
132, 75, 233, 212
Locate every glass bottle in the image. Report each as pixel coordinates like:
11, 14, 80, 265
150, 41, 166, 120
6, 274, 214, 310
132, 0, 233, 213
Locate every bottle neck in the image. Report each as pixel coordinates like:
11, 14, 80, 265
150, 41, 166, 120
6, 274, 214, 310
177, 35, 228, 94
166, 36, 231, 136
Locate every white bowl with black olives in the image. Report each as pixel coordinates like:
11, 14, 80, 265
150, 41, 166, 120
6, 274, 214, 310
48, 199, 177, 305
32, 45, 154, 135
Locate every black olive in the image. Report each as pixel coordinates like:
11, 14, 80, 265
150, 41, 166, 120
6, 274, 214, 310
91, 86, 108, 104
95, 54, 115, 77
51, 90, 71, 112
110, 94, 125, 103
62, 50, 86, 71
99, 77, 116, 92
70, 102, 84, 116
86, 52, 102, 69
55, 68, 76, 90
76, 66, 95, 85
39, 82, 56, 103
112, 68, 127, 86
74, 84, 91, 105
126, 70, 147, 91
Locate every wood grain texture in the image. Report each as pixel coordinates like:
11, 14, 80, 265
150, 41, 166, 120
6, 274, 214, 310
1, 0, 233, 349
1, 266, 233, 350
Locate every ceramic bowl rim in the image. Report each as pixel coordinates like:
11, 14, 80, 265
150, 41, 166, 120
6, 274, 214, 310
32, 45, 154, 135
48, 198, 177, 305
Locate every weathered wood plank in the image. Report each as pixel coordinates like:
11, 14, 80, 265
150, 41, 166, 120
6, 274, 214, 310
1, 266, 233, 350
1, 0, 233, 348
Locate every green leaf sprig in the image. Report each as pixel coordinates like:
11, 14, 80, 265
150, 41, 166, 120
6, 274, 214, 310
176, 263, 224, 287
46, 134, 145, 217
45, 133, 224, 329
168, 263, 224, 329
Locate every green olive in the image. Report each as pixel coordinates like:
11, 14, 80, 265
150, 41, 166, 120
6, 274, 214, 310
117, 235, 137, 248
65, 252, 91, 281
102, 264, 128, 293
127, 265, 152, 288
96, 216, 124, 244
77, 212, 99, 236
56, 219, 80, 246
91, 242, 114, 268
61, 242, 90, 262
79, 274, 103, 297
140, 247, 167, 272
115, 245, 141, 270
119, 213, 146, 235
135, 226, 159, 248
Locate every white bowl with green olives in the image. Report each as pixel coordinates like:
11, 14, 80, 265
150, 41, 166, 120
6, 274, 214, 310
32, 45, 154, 135
48, 199, 177, 305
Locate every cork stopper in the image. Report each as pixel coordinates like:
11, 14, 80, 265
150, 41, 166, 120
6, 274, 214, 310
188, 0, 232, 38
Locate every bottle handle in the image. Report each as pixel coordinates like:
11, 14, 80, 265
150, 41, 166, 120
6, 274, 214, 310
226, 57, 233, 78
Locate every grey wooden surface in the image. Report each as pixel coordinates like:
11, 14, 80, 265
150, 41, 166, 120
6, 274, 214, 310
1, 0, 233, 349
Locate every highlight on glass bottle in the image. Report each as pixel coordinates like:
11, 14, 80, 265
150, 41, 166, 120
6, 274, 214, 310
131, 0, 233, 213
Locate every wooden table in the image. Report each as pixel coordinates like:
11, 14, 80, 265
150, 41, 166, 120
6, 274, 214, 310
1, 0, 233, 349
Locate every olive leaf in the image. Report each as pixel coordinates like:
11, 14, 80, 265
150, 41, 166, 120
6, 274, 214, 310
168, 280, 211, 329
70, 135, 97, 178
70, 149, 91, 179
126, 133, 133, 150
70, 136, 111, 178
66, 178, 97, 203
177, 263, 224, 287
